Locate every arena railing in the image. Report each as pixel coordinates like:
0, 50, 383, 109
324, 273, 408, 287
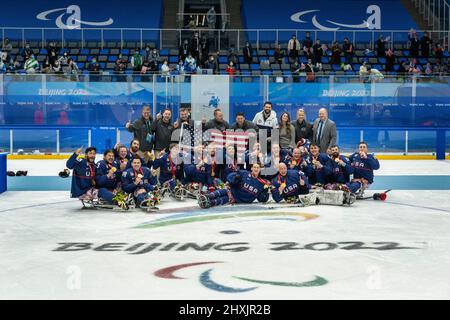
2, 27, 450, 51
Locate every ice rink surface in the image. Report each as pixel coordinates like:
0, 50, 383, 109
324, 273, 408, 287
1, 160, 450, 299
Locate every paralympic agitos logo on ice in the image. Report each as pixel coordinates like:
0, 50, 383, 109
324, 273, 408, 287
36, 5, 114, 29
291, 5, 381, 31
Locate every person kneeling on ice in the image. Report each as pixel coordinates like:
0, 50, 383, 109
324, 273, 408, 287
122, 156, 158, 207
271, 163, 310, 203
66, 146, 98, 200
347, 141, 380, 196
95, 149, 124, 206
198, 162, 272, 208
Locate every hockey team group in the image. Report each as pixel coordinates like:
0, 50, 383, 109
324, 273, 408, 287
65, 106, 380, 211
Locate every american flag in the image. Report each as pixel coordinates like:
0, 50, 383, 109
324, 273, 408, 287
210, 130, 249, 153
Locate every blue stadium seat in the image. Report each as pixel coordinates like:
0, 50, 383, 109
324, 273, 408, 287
169, 56, 178, 63
159, 49, 169, 56
250, 63, 260, 69
40, 49, 47, 55
100, 49, 109, 55
379, 57, 386, 64
108, 56, 116, 62
267, 49, 274, 56
121, 49, 130, 55
218, 56, 228, 64
332, 64, 341, 71
322, 57, 329, 63
80, 49, 89, 55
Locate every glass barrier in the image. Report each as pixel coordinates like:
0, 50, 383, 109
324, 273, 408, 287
0, 74, 449, 155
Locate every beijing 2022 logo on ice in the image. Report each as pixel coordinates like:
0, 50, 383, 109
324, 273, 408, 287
291, 4, 381, 31
36, 5, 114, 29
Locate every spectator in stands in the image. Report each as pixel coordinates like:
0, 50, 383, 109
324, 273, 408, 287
47, 42, 60, 66
88, 57, 100, 80
330, 41, 341, 65
292, 108, 313, 143
398, 61, 408, 74
279, 112, 296, 150
21, 43, 34, 60
2, 38, 12, 53
243, 42, 253, 64
58, 52, 69, 71
343, 37, 353, 63
424, 62, 433, 75
312, 39, 323, 68
184, 53, 197, 73
420, 31, 432, 58
434, 60, 448, 76
291, 61, 302, 83
0, 49, 7, 64
149, 48, 161, 68
274, 44, 285, 64
231, 112, 258, 132
302, 32, 313, 50
52, 60, 62, 74
152, 108, 175, 154
143, 45, 152, 62
376, 35, 386, 57
126, 105, 154, 152
131, 49, 143, 72
304, 47, 314, 63
191, 32, 201, 63
176, 59, 185, 75
407, 59, 421, 74
408, 30, 420, 58
228, 46, 238, 65
180, 39, 190, 61
287, 35, 300, 63
200, 36, 210, 66
253, 101, 278, 129
367, 65, 384, 80
161, 60, 171, 77
204, 55, 217, 72
24, 54, 39, 74
312, 108, 337, 153
226, 60, 236, 76
385, 49, 395, 72
11, 56, 21, 73
114, 54, 127, 80
305, 59, 315, 82
434, 43, 444, 61
204, 108, 230, 132
41, 57, 51, 74
206, 6, 217, 29
66, 58, 79, 80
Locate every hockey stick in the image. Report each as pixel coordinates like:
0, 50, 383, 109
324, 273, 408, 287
357, 189, 392, 201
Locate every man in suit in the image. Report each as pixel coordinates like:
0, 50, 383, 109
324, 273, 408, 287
312, 108, 337, 152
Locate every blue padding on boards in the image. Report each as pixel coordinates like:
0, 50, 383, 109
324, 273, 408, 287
6, 175, 450, 191
0, 153, 7, 193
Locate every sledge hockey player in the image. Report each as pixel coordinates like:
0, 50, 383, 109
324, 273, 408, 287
114, 139, 147, 169
221, 144, 242, 181
327, 145, 354, 184
94, 149, 129, 208
66, 146, 98, 200
183, 144, 214, 190
121, 156, 158, 208
347, 141, 380, 196
114, 144, 130, 176
271, 162, 310, 203
303, 143, 332, 185
152, 143, 190, 199
286, 147, 308, 171
198, 162, 272, 208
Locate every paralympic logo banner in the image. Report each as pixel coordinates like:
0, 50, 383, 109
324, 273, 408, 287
191, 75, 230, 122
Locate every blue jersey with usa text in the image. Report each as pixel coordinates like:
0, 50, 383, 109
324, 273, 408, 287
349, 153, 380, 184
183, 163, 213, 185
121, 167, 157, 194
95, 160, 120, 190
227, 170, 270, 203
271, 170, 310, 202
66, 153, 96, 198
328, 155, 354, 184
303, 153, 332, 185
152, 153, 184, 184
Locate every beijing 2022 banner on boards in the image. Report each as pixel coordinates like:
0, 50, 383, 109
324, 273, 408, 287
191, 75, 230, 122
